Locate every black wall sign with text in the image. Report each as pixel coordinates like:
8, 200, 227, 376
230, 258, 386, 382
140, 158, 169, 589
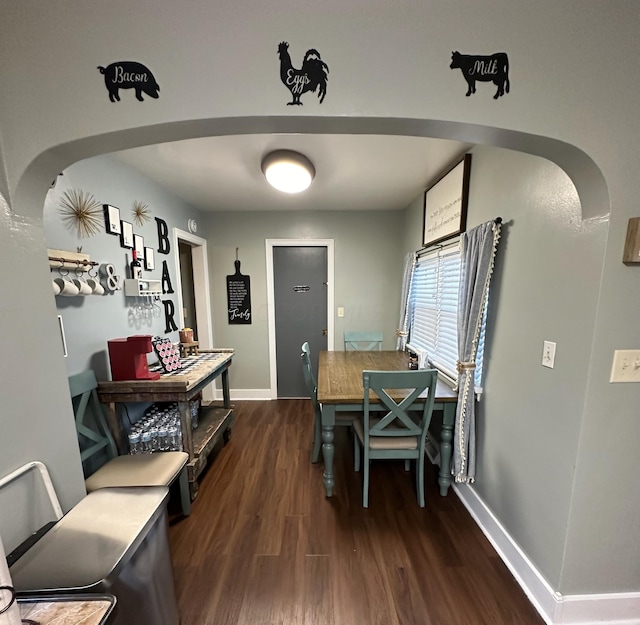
277, 41, 329, 106
227, 259, 251, 324
98, 61, 160, 102
449, 51, 510, 99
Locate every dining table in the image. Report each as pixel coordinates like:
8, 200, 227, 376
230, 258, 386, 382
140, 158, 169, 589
317, 350, 458, 498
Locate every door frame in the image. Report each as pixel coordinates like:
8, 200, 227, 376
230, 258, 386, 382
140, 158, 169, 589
266, 239, 335, 399
173, 228, 216, 401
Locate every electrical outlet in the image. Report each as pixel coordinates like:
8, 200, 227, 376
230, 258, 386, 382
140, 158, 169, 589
542, 341, 556, 368
337, 307, 344, 318
610, 349, 640, 382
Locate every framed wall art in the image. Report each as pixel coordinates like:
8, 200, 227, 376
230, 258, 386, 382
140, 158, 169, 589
423, 154, 472, 247
103, 204, 121, 235
120, 220, 134, 248
144, 247, 155, 270
134, 234, 145, 258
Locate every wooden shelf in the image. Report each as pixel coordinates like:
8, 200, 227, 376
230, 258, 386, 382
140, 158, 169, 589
187, 405, 234, 485
124, 278, 162, 296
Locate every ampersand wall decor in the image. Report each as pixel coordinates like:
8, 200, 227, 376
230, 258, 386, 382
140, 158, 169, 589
99, 263, 121, 292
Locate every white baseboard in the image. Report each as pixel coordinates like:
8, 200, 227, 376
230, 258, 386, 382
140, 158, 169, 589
453, 483, 640, 625
214, 388, 274, 401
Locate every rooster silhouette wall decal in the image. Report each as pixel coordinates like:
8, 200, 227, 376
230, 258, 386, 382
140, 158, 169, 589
278, 41, 329, 105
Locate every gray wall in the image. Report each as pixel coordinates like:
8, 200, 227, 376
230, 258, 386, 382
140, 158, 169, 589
404, 146, 607, 590
1, 0, 639, 604
51, 143, 607, 594
44, 155, 204, 378
204, 209, 404, 392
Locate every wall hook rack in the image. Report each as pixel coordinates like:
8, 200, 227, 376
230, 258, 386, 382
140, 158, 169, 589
47, 248, 98, 270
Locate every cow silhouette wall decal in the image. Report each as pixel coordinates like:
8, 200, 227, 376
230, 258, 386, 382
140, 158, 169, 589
450, 51, 510, 99
277, 42, 329, 105
98, 61, 160, 102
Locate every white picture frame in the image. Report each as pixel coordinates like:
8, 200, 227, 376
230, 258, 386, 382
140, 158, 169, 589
423, 154, 472, 247
120, 220, 134, 248
134, 234, 145, 258
144, 247, 155, 270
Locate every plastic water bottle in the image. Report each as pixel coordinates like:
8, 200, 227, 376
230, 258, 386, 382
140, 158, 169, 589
128, 431, 141, 454
158, 426, 169, 451
141, 430, 152, 454
168, 425, 182, 451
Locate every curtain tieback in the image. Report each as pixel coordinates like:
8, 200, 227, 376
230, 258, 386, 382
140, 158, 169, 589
395, 329, 408, 337
456, 361, 476, 373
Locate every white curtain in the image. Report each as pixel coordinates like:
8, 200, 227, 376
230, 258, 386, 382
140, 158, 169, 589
453, 219, 501, 483
396, 252, 416, 350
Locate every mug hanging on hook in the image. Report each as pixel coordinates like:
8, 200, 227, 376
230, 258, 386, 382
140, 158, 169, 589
54, 261, 80, 297
72, 264, 93, 296
86, 264, 105, 295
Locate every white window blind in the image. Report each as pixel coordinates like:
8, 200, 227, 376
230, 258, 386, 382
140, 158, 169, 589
409, 242, 460, 381
408, 240, 488, 390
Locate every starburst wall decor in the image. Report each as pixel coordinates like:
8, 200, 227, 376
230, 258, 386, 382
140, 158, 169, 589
59, 188, 103, 238
132, 200, 151, 226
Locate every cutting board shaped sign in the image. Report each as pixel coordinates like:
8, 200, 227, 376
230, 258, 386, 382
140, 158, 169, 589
227, 260, 251, 324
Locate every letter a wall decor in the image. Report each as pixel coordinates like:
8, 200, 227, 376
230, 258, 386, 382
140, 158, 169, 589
449, 51, 510, 99
98, 61, 160, 102
277, 41, 329, 106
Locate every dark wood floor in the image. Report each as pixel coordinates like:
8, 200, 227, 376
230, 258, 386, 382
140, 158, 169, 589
168, 400, 544, 625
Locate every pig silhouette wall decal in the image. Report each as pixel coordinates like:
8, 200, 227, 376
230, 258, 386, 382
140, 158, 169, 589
449, 51, 510, 99
98, 61, 160, 102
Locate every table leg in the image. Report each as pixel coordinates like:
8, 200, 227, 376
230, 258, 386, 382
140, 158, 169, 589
438, 403, 455, 496
321, 404, 336, 497
104, 402, 127, 454
179, 400, 193, 460
221, 367, 231, 408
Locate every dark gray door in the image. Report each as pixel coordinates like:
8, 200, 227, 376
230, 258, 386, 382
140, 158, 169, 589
274, 246, 328, 397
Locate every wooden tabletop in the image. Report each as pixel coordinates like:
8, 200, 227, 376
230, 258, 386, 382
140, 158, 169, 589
97, 349, 233, 395
317, 350, 457, 404
18, 595, 115, 625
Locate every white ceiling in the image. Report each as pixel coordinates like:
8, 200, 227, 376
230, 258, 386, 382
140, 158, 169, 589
115, 134, 472, 213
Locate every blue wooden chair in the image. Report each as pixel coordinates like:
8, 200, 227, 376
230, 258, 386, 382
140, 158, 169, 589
69, 370, 191, 516
343, 330, 383, 351
300, 342, 360, 463
353, 368, 438, 507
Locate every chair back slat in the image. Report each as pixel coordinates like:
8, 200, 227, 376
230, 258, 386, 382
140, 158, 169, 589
69, 371, 118, 472
300, 341, 318, 404
363, 369, 437, 440
344, 331, 383, 351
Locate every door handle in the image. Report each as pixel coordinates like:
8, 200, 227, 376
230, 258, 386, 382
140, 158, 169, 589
322, 329, 328, 336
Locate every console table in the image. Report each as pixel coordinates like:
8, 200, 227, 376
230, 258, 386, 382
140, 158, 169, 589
97, 350, 234, 499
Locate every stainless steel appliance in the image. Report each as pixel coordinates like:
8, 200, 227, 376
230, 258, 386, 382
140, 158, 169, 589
9, 486, 179, 625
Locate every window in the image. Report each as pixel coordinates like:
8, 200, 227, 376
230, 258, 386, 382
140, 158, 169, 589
407, 240, 487, 390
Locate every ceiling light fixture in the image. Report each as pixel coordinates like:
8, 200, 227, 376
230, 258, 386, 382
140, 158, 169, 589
261, 150, 315, 194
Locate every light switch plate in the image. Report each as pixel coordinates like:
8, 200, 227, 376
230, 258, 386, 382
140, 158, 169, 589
337, 307, 344, 318
610, 349, 640, 382
542, 341, 556, 368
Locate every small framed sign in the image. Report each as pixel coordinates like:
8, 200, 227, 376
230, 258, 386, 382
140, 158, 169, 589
104, 204, 121, 235
423, 154, 472, 247
144, 247, 155, 270
120, 220, 134, 248
134, 234, 145, 258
